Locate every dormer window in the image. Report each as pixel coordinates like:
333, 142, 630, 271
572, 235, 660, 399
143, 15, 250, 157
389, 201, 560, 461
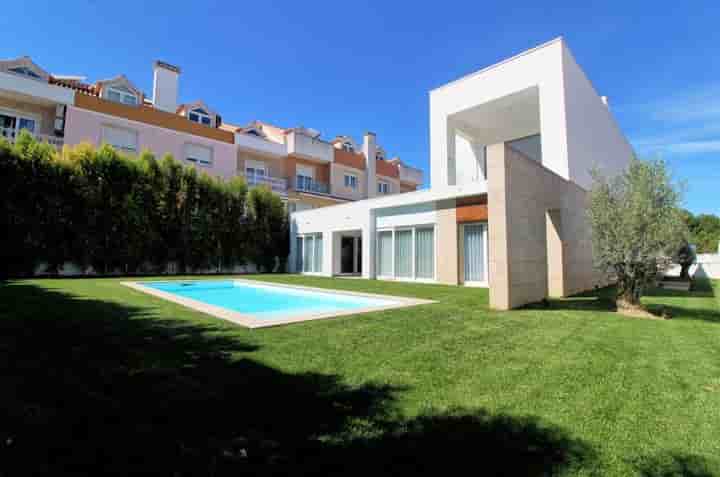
8, 66, 42, 79
342, 142, 354, 152
188, 108, 211, 126
106, 86, 138, 106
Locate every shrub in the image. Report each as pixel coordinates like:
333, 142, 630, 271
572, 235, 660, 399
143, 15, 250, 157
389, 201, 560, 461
0, 132, 287, 277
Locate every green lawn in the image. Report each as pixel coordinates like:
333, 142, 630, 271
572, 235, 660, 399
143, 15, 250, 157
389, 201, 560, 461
2, 276, 719, 476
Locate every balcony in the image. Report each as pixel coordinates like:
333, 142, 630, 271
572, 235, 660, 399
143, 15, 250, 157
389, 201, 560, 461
235, 131, 286, 157
0, 127, 64, 149
285, 130, 333, 163
245, 172, 288, 196
295, 176, 329, 195
398, 163, 424, 185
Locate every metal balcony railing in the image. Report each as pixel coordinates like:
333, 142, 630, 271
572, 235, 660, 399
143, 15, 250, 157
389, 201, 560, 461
295, 176, 329, 194
1, 127, 64, 148
245, 173, 288, 196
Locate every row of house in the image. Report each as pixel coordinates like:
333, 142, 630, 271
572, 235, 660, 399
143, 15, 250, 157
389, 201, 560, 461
0, 56, 423, 212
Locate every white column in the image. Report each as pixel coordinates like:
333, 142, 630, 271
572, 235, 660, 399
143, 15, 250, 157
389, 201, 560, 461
362, 210, 376, 279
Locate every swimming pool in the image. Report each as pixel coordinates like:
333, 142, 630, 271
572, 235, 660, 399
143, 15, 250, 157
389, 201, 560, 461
123, 279, 434, 328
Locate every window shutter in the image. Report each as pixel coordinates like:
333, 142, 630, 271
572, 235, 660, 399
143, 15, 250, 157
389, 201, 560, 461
101, 126, 137, 152
185, 144, 213, 165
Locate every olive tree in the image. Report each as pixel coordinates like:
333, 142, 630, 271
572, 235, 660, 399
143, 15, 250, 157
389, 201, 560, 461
588, 158, 686, 310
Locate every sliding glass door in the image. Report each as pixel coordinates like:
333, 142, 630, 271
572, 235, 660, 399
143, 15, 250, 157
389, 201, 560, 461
462, 223, 487, 284
415, 227, 435, 279
297, 233, 323, 273
377, 231, 393, 277
376, 226, 435, 281
394, 230, 413, 278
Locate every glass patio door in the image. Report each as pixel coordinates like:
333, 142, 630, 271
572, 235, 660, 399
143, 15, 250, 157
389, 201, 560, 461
463, 223, 487, 284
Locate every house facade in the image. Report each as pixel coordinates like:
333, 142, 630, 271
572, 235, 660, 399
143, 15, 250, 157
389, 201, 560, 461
0, 57, 423, 212
289, 38, 634, 309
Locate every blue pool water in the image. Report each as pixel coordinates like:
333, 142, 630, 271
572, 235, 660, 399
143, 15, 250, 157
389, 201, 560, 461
144, 280, 398, 319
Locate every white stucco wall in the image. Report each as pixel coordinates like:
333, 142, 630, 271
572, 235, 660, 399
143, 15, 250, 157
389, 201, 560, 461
561, 45, 634, 189
430, 38, 633, 192
430, 38, 568, 188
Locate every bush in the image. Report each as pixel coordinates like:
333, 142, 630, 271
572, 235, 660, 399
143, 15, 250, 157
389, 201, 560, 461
0, 132, 288, 277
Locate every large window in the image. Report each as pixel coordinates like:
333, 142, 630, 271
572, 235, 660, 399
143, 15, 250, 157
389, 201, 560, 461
462, 223, 487, 284
415, 227, 435, 279
377, 226, 435, 281
101, 125, 138, 153
376, 231, 393, 277
0, 111, 37, 140
296, 165, 315, 192
297, 233, 323, 273
106, 86, 138, 106
394, 230, 413, 278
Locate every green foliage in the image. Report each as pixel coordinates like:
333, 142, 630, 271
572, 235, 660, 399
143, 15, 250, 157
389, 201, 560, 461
682, 209, 720, 254
0, 132, 287, 277
246, 186, 289, 272
589, 158, 686, 307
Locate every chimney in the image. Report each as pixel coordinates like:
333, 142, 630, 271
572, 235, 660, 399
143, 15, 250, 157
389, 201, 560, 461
153, 61, 180, 113
363, 132, 377, 198
601, 96, 610, 108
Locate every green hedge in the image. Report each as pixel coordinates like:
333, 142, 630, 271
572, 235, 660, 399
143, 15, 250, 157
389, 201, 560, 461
0, 132, 289, 277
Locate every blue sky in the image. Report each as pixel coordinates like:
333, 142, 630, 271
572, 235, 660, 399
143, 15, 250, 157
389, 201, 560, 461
2, 0, 718, 214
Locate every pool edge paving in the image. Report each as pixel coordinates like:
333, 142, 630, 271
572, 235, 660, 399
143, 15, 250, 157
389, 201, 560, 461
121, 279, 436, 329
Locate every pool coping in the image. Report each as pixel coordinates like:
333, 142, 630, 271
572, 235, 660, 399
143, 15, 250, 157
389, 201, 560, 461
121, 278, 436, 329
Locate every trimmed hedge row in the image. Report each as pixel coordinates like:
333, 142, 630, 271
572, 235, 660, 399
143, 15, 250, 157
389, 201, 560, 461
0, 132, 288, 277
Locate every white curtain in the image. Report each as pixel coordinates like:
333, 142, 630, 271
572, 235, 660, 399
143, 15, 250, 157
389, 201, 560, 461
313, 234, 323, 272
395, 230, 413, 278
415, 228, 434, 279
303, 235, 313, 273
377, 231, 393, 276
463, 224, 485, 282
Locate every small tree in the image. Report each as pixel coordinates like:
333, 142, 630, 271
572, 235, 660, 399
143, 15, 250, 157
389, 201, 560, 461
589, 158, 686, 310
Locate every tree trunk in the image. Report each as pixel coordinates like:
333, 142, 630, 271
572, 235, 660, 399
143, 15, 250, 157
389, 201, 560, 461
680, 263, 691, 280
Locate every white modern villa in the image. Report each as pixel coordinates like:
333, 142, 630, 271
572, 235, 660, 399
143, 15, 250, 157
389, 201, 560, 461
289, 38, 634, 310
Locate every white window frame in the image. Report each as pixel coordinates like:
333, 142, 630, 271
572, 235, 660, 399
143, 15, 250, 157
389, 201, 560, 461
184, 143, 213, 167
378, 181, 390, 194
375, 224, 436, 283
296, 165, 315, 191
297, 232, 323, 274
0, 107, 40, 139
344, 173, 358, 190
342, 142, 354, 152
188, 108, 212, 126
459, 222, 489, 287
106, 86, 138, 106
101, 125, 138, 153
245, 159, 267, 178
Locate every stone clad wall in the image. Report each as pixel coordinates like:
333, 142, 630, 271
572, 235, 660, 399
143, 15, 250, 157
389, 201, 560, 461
487, 143, 607, 310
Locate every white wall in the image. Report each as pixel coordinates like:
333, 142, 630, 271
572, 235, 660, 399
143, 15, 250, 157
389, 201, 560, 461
561, 45, 634, 189
430, 38, 568, 188
430, 38, 634, 192
454, 130, 485, 184
666, 254, 720, 280
0, 72, 75, 105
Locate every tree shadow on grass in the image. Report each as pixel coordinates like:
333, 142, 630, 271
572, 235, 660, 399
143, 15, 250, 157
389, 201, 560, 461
644, 280, 720, 324
0, 282, 595, 476
632, 452, 719, 477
